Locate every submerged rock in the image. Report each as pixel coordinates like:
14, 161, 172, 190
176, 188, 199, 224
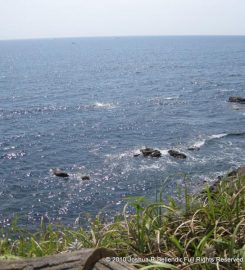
140, 148, 161, 157
81, 176, 90, 181
187, 147, 200, 151
51, 168, 69, 178
168, 150, 187, 159
228, 96, 245, 104
228, 132, 245, 136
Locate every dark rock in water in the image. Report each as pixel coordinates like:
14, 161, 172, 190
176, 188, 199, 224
81, 176, 90, 181
140, 148, 155, 156
228, 132, 245, 136
228, 96, 245, 104
168, 150, 187, 159
187, 147, 200, 151
51, 168, 69, 178
150, 150, 161, 157
140, 148, 161, 157
133, 153, 141, 157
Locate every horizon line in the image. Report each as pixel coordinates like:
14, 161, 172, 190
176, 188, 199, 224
1, 34, 245, 42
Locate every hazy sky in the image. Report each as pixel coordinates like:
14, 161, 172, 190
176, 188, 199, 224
0, 0, 244, 40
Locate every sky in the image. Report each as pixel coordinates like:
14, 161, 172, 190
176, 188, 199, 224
0, 0, 244, 40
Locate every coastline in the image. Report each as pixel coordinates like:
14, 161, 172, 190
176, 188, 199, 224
0, 165, 244, 269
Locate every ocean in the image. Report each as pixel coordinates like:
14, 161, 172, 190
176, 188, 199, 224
0, 36, 245, 228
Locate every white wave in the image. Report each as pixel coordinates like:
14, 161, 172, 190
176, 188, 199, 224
105, 148, 144, 160
209, 133, 227, 139
150, 96, 179, 102
159, 149, 169, 155
139, 164, 161, 171
117, 152, 131, 159
193, 140, 206, 148
132, 149, 141, 156
164, 96, 179, 100
3, 146, 16, 150
93, 102, 116, 109
4, 151, 26, 160
105, 152, 130, 160
189, 133, 228, 150
218, 89, 233, 92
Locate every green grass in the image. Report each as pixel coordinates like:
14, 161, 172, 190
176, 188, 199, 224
0, 172, 245, 270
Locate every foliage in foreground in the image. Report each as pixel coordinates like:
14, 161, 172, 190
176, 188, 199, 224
0, 172, 245, 270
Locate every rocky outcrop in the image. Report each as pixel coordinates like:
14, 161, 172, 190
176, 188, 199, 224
140, 148, 155, 156
228, 96, 245, 104
82, 176, 90, 181
140, 148, 161, 157
168, 150, 187, 159
227, 166, 245, 177
206, 166, 245, 193
150, 150, 162, 157
51, 168, 69, 178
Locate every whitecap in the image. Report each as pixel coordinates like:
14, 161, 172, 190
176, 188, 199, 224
164, 96, 179, 100
3, 146, 16, 151
209, 133, 227, 139
4, 151, 26, 160
188, 134, 228, 151
150, 96, 179, 102
105, 152, 129, 160
192, 140, 206, 148
187, 137, 206, 150
133, 149, 141, 156
218, 88, 234, 92
159, 149, 169, 155
139, 164, 161, 171
105, 149, 140, 160
93, 102, 116, 109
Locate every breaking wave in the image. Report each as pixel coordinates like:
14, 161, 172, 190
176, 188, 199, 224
189, 132, 245, 150
209, 133, 228, 139
92, 102, 116, 109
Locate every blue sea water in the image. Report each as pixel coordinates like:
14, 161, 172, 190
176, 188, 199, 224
0, 36, 245, 228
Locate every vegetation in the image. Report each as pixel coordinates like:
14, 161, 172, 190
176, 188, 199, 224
0, 171, 245, 270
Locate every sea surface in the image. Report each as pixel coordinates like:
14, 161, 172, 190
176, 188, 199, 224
0, 36, 245, 228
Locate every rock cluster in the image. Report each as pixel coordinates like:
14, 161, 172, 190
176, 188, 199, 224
51, 168, 90, 180
137, 148, 187, 159
140, 148, 162, 157
168, 150, 187, 159
228, 96, 245, 104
